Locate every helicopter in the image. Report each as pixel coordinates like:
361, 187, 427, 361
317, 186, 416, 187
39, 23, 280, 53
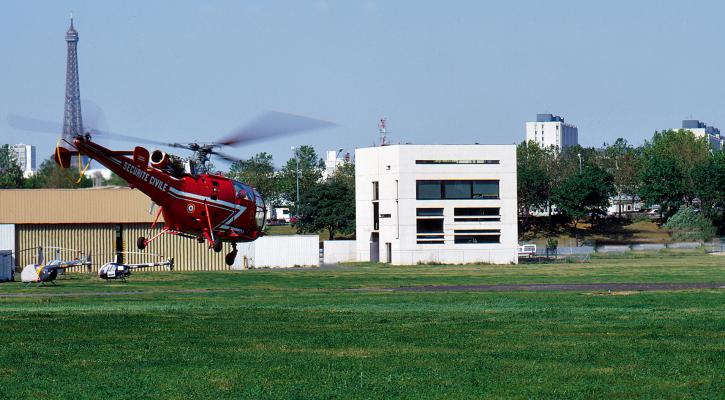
98, 252, 174, 281
10, 111, 334, 266
14, 247, 93, 287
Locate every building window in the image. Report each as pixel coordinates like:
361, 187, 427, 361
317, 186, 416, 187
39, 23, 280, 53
454, 229, 501, 244
416, 180, 442, 200
443, 181, 471, 199
454, 207, 500, 221
417, 217, 444, 243
373, 202, 379, 230
472, 181, 499, 199
416, 180, 499, 200
417, 219, 443, 233
372, 181, 379, 201
417, 208, 444, 216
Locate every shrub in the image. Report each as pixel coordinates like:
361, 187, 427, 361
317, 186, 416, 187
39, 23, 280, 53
664, 206, 716, 242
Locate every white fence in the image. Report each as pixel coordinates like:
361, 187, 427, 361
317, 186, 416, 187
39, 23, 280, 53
323, 240, 357, 264
231, 235, 320, 269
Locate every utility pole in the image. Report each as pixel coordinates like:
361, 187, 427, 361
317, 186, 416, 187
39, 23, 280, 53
577, 153, 582, 174
291, 146, 300, 216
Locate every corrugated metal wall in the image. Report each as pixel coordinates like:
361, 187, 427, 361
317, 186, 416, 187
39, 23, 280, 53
122, 224, 229, 271
16, 224, 115, 272
16, 223, 230, 272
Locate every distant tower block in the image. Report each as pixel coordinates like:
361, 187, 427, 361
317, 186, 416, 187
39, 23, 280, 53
62, 14, 83, 147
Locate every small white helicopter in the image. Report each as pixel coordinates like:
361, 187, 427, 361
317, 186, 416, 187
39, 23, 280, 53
98, 252, 174, 282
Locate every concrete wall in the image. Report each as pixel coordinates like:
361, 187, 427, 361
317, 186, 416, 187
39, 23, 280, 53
232, 235, 320, 269
323, 240, 357, 264
355, 145, 518, 265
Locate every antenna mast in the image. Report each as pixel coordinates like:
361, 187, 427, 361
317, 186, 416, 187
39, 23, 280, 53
378, 117, 388, 146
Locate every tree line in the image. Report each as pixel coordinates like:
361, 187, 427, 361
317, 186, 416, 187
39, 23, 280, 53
518, 129, 725, 241
3, 128, 724, 241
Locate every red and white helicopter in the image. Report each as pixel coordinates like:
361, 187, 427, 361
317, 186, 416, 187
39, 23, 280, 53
10, 111, 334, 266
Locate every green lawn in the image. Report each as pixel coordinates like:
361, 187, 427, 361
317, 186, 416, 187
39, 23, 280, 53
0, 252, 723, 399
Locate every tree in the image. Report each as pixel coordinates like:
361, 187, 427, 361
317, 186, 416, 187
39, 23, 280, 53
103, 172, 128, 187
664, 206, 716, 242
0, 144, 24, 188
331, 160, 355, 188
227, 152, 279, 204
296, 179, 355, 240
602, 139, 642, 217
516, 141, 552, 223
640, 129, 709, 205
638, 154, 685, 219
24, 157, 93, 188
551, 165, 615, 244
693, 150, 725, 223
278, 145, 324, 211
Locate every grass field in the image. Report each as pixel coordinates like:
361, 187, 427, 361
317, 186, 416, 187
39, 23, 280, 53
0, 251, 723, 399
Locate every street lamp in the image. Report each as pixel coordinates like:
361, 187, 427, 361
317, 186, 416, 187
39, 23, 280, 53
577, 153, 582, 174
291, 146, 300, 217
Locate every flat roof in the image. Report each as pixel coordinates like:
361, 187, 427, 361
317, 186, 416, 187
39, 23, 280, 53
0, 187, 159, 224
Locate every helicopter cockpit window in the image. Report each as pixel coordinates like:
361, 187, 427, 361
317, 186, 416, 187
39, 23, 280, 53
253, 189, 266, 229
233, 182, 252, 202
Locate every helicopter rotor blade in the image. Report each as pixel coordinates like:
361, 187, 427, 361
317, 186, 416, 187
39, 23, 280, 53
216, 111, 337, 147
210, 150, 243, 163
7, 114, 63, 135
8, 114, 179, 148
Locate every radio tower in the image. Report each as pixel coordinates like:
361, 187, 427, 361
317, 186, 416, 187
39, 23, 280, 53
378, 117, 388, 146
62, 14, 83, 144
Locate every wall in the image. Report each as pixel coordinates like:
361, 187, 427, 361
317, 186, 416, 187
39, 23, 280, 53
323, 240, 357, 263
14, 223, 232, 272
232, 235, 320, 269
16, 224, 115, 272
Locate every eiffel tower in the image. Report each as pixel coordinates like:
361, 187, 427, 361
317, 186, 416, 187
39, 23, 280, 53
62, 14, 83, 148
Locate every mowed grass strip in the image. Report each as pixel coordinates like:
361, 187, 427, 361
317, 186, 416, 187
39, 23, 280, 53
0, 252, 722, 399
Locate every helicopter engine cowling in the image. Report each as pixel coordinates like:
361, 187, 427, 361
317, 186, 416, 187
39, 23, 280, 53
150, 150, 170, 169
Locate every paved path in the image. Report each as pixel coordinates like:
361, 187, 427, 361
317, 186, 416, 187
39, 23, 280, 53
385, 282, 724, 292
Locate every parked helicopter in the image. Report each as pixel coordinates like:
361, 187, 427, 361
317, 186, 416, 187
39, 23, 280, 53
14, 247, 92, 287
10, 111, 334, 266
98, 252, 174, 281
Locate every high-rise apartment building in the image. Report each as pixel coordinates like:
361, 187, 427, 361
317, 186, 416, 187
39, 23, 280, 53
525, 114, 578, 150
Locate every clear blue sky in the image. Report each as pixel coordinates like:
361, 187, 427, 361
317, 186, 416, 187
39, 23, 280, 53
2, 0, 724, 167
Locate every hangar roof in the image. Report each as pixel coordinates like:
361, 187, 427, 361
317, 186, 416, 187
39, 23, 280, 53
0, 187, 161, 224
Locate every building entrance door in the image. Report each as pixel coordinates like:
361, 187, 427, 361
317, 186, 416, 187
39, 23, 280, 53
370, 233, 379, 263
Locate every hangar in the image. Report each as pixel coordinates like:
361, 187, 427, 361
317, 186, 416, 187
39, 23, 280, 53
0, 187, 232, 271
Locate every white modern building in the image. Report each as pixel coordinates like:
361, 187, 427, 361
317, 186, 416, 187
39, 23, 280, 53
12, 143, 36, 178
678, 120, 721, 151
355, 144, 518, 265
525, 114, 578, 150
322, 149, 350, 180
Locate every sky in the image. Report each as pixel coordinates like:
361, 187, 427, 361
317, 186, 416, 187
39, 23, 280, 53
2, 0, 725, 168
